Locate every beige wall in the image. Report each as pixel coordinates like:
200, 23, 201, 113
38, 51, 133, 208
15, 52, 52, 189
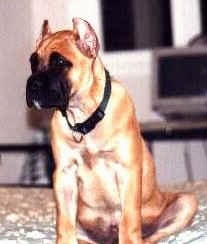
0, 0, 33, 143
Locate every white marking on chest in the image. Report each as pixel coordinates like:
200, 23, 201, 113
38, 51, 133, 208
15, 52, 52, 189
84, 137, 101, 154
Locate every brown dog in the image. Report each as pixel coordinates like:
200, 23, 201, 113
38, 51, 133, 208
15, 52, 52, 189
26, 18, 198, 244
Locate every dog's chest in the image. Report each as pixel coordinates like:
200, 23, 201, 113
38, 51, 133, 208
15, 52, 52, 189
76, 149, 123, 242
77, 139, 121, 205
77, 155, 120, 203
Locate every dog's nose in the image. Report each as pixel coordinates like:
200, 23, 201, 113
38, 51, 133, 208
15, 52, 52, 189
31, 79, 43, 91
26, 75, 43, 107
27, 74, 42, 91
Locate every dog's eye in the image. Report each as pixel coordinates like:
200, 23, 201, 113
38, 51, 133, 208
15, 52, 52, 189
30, 52, 39, 73
49, 52, 72, 69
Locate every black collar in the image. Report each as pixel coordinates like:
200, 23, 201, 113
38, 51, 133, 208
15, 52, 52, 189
61, 69, 111, 135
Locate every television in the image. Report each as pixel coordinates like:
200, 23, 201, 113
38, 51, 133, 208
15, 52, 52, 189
152, 47, 207, 119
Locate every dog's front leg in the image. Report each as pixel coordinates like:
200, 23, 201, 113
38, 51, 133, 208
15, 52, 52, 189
52, 140, 78, 244
117, 133, 143, 244
53, 164, 78, 244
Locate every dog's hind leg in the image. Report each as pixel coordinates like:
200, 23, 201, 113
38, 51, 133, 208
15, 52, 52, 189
144, 192, 198, 243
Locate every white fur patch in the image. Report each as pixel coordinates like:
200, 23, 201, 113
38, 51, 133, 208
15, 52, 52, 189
33, 100, 42, 110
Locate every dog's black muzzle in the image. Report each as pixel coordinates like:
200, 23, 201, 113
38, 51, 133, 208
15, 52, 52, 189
26, 69, 70, 112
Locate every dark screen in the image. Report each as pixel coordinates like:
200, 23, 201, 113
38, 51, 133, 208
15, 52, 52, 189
158, 54, 207, 97
200, 0, 207, 34
101, 0, 135, 51
101, 0, 172, 51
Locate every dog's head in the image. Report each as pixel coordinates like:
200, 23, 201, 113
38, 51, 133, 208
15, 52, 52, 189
26, 18, 100, 113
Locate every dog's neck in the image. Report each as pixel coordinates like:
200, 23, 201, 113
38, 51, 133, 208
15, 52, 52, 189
69, 57, 106, 116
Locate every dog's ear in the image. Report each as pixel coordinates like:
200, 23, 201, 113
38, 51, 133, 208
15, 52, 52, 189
41, 20, 51, 39
36, 20, 51, 46
72, 17, 100, 58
